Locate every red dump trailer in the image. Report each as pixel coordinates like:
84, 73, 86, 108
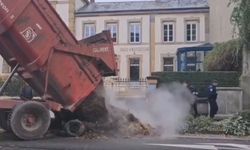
0, 0, 116, 140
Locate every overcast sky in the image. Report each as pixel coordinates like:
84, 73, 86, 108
95, 0, 153, 2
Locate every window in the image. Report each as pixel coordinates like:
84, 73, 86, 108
186, 51, 197, 71
163, 57, 174, 72
83, 23, 95, 38
106, 23, 118, 43
196, 51, 203, 61
186, 64, 196, 71
2, 60, 11, 74
196, 63, 202, 71
163, 22, 174, 42
186, 51, 196, 64
129, 22, 141, 43
186, 21, 198, 42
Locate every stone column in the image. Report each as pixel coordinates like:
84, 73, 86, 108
149, 15, 156, 74
68, 0, 76, 34
241, 48, 250, 110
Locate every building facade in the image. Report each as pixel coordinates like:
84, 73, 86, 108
208, 0, 235, 43
75, 0, 210, 80
0, 0, 235, 80
49, 0, 88, 33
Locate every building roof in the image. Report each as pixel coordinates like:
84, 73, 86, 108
177, 43, 214, 54
76, 0, 209, 16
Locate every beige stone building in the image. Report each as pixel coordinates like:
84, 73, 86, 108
75, 0, 210, 80
0, 0, 236, 80
49, 0, 88, 33
208, 0, 235, 43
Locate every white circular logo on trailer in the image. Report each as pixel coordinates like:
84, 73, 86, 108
20, 27, 37, 43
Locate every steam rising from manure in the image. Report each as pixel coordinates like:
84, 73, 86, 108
104, 82, 194, 138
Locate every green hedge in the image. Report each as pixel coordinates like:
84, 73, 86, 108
151, 72, 241, 97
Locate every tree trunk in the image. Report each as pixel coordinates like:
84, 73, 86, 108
241, 46, 250, 110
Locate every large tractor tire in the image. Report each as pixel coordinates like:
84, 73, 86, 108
10, 101, 51, 140
0, 110, 11, 132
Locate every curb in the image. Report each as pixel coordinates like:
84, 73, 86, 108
177, 134, 250, 141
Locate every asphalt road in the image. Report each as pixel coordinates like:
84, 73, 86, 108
0, 132, 250, 150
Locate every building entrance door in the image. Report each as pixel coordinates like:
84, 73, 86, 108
129, 57, 140, 81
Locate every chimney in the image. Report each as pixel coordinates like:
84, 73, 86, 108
90, 0, 95, 3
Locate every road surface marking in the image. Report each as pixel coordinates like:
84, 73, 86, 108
146, 143, 218, 150
199, 143, 250, 150
146, 143, 250, 150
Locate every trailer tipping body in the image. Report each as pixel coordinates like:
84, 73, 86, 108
0, 0, 116, 111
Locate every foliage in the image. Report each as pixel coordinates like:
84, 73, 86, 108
223, 111, 250, 136
183, 111, 250, 136
230, 0, 250, 48
183, 116, 224, 134
0, 75, 25, 96
204, 40, 242, 71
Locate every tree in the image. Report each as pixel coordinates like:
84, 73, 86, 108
230, 0, 250, 109
230, 0, 250, 74
204, 40, 242, 71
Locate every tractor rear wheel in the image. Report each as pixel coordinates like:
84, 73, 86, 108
10, 101, 50, 140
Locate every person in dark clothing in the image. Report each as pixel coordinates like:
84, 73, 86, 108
20, 83, 33, 100
207, 80, 218, 118
187, 84, 199, 117
184, 81, 198, 117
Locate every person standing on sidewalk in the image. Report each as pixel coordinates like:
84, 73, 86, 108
183, 81, 199, 117
187, 83, 199, 117
207, 80, 218, 118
